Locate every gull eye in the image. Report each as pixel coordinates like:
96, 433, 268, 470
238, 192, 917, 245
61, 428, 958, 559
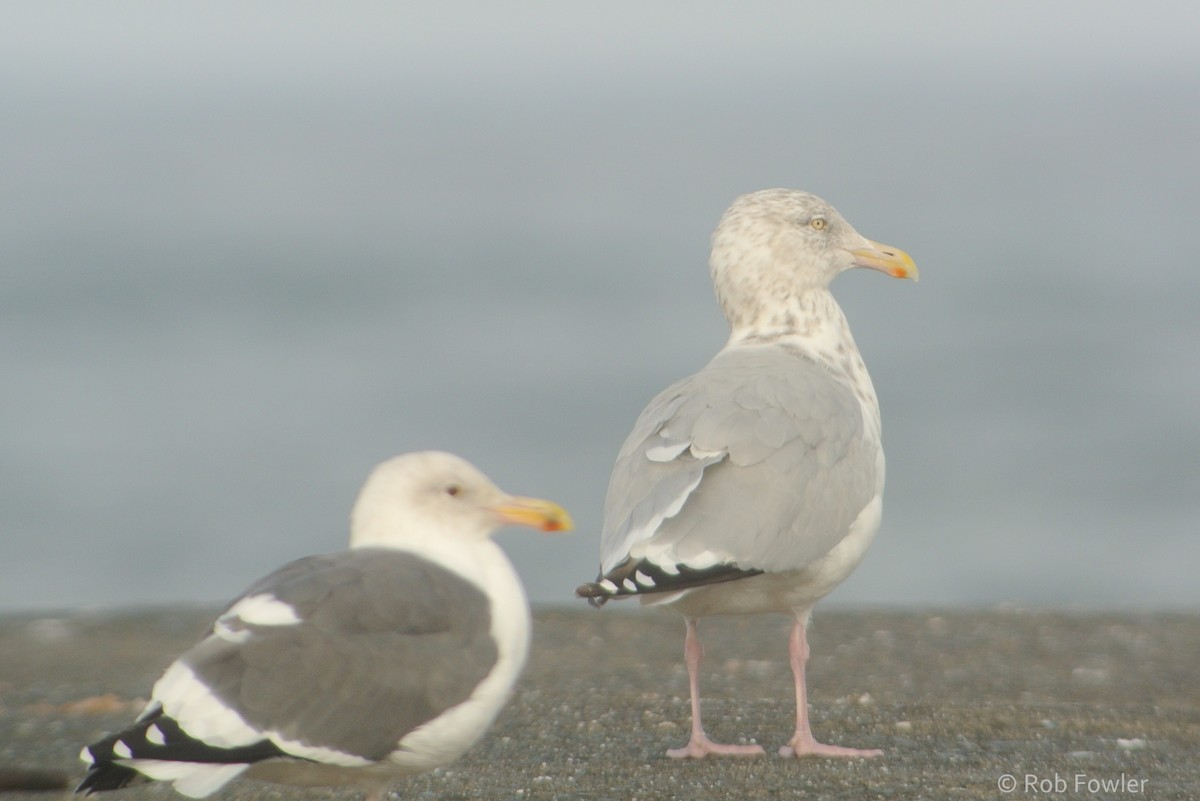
810, 217, 827, 231
445, 484, 462, 497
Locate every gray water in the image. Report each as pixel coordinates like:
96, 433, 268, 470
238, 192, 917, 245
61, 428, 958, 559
3, 2, 1199, 612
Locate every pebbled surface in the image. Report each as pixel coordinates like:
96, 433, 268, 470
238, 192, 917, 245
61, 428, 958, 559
2, 606, 1198, 800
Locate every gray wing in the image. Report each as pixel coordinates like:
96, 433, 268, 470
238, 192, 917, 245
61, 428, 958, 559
179, 549, 498, 761
596, 345, 880, 588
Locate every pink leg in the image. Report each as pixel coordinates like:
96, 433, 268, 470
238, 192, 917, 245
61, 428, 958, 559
778, 616, 883, 758
667, 617, 765, 759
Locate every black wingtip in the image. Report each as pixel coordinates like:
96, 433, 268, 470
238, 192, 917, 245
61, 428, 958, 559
74, 712, 289, 796
574, 582, 610, 607
578, 558, 764, 605
75, 763, 142, 795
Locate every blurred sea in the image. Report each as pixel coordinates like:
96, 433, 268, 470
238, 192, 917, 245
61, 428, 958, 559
3, 3, 1199, 611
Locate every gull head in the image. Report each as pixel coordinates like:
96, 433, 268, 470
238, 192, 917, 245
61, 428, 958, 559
349, 451, 573, 548
709, 189, 916, 330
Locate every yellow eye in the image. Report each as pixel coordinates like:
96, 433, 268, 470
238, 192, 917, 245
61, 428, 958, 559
810, 217, 827, 231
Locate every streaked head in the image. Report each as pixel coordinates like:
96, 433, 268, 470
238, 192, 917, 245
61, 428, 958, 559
709, 189, 916, 328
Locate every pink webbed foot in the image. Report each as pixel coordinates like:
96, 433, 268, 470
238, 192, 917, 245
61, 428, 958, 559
667, 618, 767, 759
668, 733, 766, 759
778, 618, 884, 759
778, 732, 883, 759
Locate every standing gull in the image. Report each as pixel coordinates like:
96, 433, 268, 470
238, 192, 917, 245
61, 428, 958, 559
78, 451, 572, 800
577, 189, 916, 759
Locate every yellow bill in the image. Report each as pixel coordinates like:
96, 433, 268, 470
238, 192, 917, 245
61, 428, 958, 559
848, 239, 919, 281
491, 497, 574, 533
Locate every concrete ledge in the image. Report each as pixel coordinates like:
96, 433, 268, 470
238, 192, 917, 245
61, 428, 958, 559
2, 607, 1197, 799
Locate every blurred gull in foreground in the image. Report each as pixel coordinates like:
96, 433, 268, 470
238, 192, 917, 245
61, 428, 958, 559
79, 451, 572, 799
